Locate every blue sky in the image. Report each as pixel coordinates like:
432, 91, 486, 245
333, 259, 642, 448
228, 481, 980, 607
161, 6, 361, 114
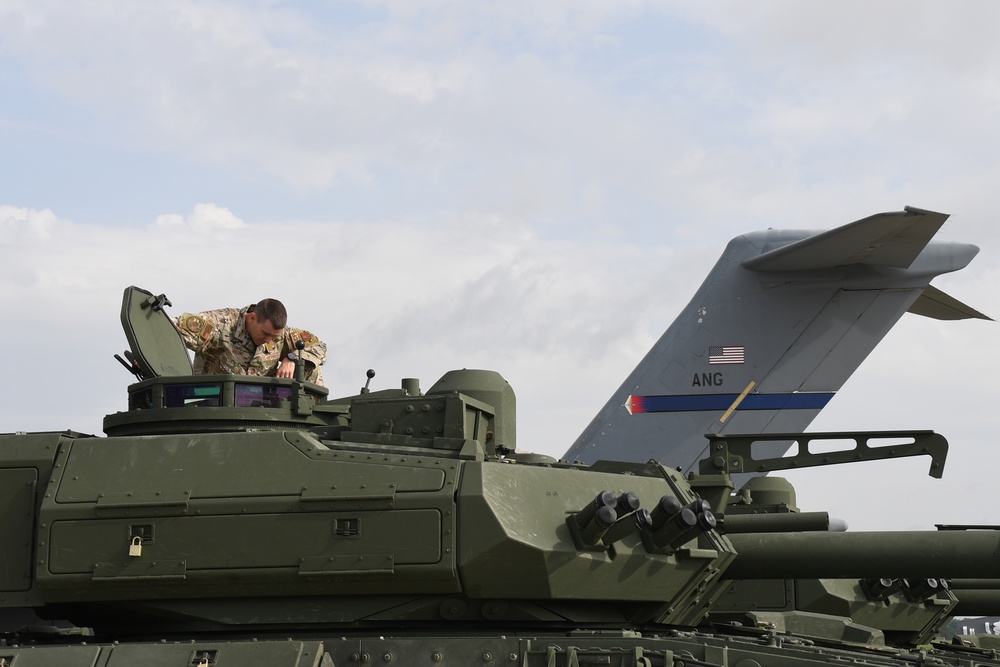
2, 0, 998, 530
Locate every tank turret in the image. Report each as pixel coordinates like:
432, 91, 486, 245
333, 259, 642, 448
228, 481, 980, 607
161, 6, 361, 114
11, 414, 736, 632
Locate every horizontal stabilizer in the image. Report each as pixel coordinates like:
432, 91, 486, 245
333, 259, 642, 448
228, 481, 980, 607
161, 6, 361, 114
743, 206, 948, 272
908, 285, 993, 321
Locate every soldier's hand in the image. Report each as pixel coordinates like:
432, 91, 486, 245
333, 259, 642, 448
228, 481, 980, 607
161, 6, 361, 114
276, 358, 296, 379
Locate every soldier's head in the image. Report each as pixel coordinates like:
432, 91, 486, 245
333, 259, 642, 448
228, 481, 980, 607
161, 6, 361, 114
246, 299, 287, 345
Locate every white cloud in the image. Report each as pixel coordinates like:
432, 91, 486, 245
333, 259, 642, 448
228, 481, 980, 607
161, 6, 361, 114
154, 203, 246, 231
0, 205, 60, 241
4, 0, 997, 239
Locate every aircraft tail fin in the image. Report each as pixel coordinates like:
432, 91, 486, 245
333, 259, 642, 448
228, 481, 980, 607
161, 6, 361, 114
562, 206, 988, 476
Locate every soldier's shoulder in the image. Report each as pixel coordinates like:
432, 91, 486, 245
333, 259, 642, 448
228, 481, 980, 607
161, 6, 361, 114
200, 306, 242, 320
175, 312, 214, 340
176, 308, 241, 339
286, 327, 324, 345
194, 307, 244, 328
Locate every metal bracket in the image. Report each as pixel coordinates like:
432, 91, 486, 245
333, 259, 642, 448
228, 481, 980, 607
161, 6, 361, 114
698, 430, 948, 478
143, 293, 172, 312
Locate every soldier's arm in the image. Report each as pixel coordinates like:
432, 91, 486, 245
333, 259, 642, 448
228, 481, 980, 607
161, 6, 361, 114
173, 313, 216, 353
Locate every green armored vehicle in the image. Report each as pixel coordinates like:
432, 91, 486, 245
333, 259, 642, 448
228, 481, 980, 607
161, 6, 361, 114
0, 286, 998, 667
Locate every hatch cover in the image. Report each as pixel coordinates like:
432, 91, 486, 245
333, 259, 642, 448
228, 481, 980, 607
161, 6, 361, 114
120, 286, 193, 378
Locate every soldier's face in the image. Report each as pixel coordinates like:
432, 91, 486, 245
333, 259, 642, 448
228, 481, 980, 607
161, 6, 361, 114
246, 313, 284, 346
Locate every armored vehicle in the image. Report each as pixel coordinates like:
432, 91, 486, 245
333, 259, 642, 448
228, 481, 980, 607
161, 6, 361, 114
0, 286, 998, 667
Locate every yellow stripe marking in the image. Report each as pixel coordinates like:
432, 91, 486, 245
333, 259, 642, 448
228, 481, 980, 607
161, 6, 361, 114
719, 380, 757, 424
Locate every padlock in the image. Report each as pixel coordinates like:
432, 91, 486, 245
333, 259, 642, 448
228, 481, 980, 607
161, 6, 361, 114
129, 535, 143, 557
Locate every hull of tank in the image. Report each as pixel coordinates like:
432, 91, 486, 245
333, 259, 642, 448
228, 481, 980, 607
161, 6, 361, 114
5, 628, 1000, 666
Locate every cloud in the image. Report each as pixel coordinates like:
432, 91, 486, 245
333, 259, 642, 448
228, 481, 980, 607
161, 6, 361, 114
0, 205, 60, 241
4, 0, 998, 240
154, 203, 246, 231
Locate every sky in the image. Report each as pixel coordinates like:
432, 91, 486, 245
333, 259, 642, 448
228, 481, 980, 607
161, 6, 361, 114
1, 0, 998, 532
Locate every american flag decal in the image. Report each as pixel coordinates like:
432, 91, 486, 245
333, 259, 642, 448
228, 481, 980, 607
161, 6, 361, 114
709, 345, 745, 365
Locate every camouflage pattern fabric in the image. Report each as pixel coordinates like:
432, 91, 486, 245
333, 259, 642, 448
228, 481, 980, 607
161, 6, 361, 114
174, 306, 327, 385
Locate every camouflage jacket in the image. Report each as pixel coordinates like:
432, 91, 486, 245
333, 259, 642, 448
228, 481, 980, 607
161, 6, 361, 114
174, 306, 327, 385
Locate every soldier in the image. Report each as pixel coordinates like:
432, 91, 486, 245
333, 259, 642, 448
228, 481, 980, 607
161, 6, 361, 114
174, 298, 327, 385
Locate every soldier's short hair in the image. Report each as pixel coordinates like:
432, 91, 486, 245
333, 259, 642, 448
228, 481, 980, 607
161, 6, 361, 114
254, 299, 287, 330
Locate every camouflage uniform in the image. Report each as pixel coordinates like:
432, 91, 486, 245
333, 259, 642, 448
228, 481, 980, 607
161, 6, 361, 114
174, 305, 327, 385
